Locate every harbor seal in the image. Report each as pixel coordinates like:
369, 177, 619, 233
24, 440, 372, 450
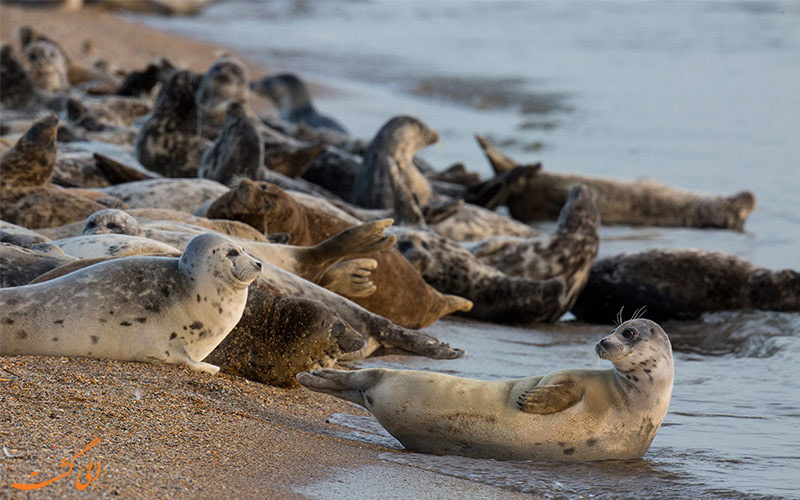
134, 70, 212, 177
198, 101, 264, 186
298, 318, 674, 461
351, 115, 437, 209
0, 233, 262, 374
571, 249, 800, 322
477, 136, 756, 230
0, 242, 75, 288
250, 73, 348, 134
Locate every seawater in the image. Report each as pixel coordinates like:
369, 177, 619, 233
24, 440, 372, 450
138, 1, 800, 497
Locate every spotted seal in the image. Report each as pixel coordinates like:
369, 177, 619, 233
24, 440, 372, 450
197, 101, 264, 186
95, 178, 230, 213
134, 69, 212, 177
572, 249, 800, 322
298, 318, 674, 461
250, 73, 348, 134
0, 233, 262, 374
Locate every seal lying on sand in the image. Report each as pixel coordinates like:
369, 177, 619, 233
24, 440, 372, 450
251, 73, 348, 134
572, 249, 800, 322
393, 185, 598, 323
205, 180, 473, 328
352, 116, 437, 209
298, 318, 674, 461
477, 136, 756, 230
135, 70, 212, 177
0, 234, 262, 374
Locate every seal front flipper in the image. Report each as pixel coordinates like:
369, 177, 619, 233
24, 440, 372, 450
517, 381, 584, 414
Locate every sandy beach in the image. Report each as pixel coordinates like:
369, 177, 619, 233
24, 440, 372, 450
0, 5, 526, 499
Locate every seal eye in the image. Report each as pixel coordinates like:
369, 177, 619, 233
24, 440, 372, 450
226, 249, 240, 258
621, 328, 637, 340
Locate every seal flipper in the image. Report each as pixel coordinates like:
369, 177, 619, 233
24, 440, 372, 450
422, 198, 463, 225
517, 381, 584, 415
475, 134, 519, 174
319, 258, 378, 298
296, 368, 379, 407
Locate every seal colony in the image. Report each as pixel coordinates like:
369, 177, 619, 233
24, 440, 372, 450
0, 24, 785, 465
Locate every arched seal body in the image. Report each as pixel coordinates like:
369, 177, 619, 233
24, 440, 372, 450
205, 180, 473, 328
250, 73, 348, 134
134, 70, 211, 177
392, 185, 599, 323
572, 249, 800, 322
298, 318, 674, 461
195, 55, 250, 138
198, 101, 264, 186
352, 115, 437, 209
0, 234, 262, 374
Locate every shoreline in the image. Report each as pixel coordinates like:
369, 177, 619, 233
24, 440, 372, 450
0, 5, 524, 499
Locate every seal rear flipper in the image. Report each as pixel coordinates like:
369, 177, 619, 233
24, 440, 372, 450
517, 381, 583, 414
93, 153, 157, 184
296, 368, 376, 407
310, 219, 396, 266
464, 164, 542, 209
319, 258, 378, 298
422, 198, 463, 225
475, 134, 518, 174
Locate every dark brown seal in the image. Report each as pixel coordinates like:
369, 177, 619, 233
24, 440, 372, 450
571, 249, 800, 323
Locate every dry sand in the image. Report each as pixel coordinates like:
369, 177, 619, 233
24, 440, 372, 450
0, 5, 523, 499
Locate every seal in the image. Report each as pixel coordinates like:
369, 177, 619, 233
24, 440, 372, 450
196, 54, 250, 139
298, 318, 674, 461
351, 115, 437, 209
134, 69, 212, 178
48, 234, 182, 259
21, 40, 69, 92
95, 178, 230, 213
197, 101, 264, 186
571, 249, 800, 322
392, 185, 598, 323
477, 136, 756, 230
0, 233, 262, 374
205, 180, 473, 329
0, 115, 109, 229
250, 73, 348, 134
0, 242, 75, 288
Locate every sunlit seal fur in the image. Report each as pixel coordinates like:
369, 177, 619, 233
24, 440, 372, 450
298, 318, 674, 461
572, 249, 800, 322
392, 185, 598, 323
351, 116, 437, 209
0, 234, 262, 374
250, 73, 348, 134
48, 234, 181, 259
477, 136, 756, 230
21, 40, 69, 92
134, 70, 212, 177
95, 178, 230, 212
198, 101, 264, 186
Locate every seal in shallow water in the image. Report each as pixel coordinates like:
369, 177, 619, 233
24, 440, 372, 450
571, 249, 800, 322
298, 318, 674, 461
0, 233, 262, 374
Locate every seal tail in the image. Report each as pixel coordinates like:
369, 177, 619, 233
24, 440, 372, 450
296, 368, 381, 407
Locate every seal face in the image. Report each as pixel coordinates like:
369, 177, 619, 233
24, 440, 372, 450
298, 318, 674, 461
21, 40, 69, 92
196, 55, 250, 138
0, 234, 262, 374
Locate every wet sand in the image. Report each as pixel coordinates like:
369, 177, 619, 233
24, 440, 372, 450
0, 5, 522, 499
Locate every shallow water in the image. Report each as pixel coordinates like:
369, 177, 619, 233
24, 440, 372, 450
138, 1, 800, 498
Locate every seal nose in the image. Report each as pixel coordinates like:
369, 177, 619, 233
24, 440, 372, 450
255, 261, 262, 269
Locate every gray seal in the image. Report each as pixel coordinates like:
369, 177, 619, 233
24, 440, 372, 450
298, 318, 674, 461
0, 233, 262, 374
198, 101, 264, 186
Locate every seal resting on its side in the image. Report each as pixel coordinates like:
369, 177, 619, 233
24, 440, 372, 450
571, 249, 800, 322
298, 318, 674, 461
0, 234, 262, 374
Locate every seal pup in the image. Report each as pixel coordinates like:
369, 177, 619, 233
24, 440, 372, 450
298, 318, 674, 461
21, 40, 70, 92
197, 101, 264, 186
250, 73, 348, 134
134, 70, 212, 177
572, 249, 800, 323
205, 180, 473, 329
195, 55, 250, 139
351, 115, 437, 209
477, 136, 756, 230
0, 233, 262, 374
392, 186, 598, 324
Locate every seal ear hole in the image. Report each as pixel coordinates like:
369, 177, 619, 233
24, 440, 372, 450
226, 249, 240, 258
